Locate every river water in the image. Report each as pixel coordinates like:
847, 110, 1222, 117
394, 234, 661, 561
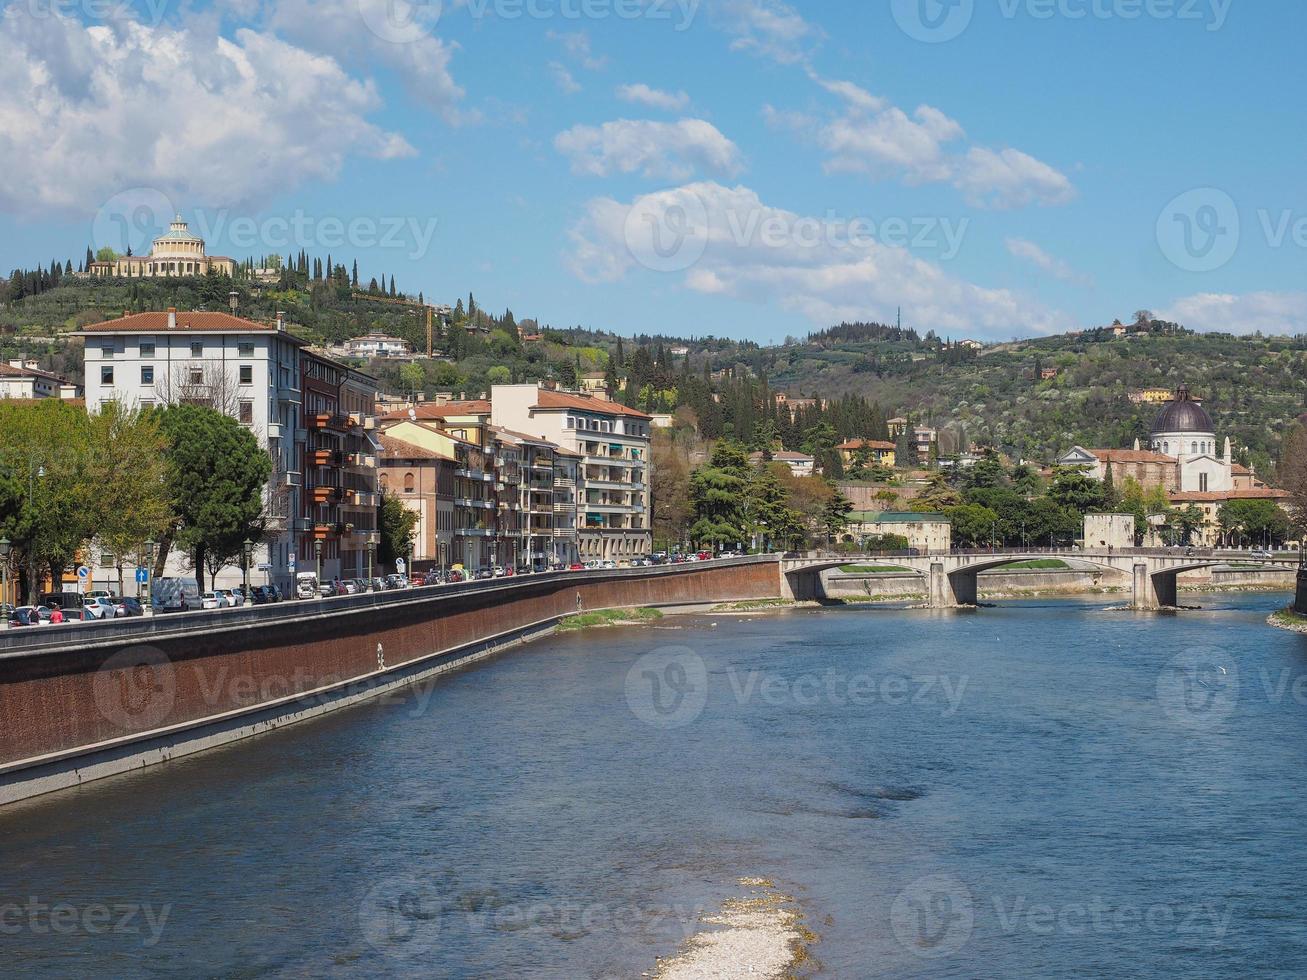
3, 593, 1307, 977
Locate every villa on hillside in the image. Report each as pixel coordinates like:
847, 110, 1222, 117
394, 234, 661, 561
86, 214, 237, 278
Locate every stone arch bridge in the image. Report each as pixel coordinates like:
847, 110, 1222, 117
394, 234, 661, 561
779, 549, 1300, 610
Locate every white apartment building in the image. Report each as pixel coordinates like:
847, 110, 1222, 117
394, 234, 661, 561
82, 308, 305, 591
0, 360, 82, 400
491, 385, 652, 560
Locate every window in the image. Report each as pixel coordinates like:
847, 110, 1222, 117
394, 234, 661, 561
1200, 473, 1209, 492
140, 342, 155, 357
190, 342, 203, 357
100, 366, 114, 384
239, 401, 253, 425
238, 342, 254, 356
101, 345, 114, 358
189, 368, 204, 385
239, 365, 253, 385
141, 366, 154, 385
404, 472, 415, 493
379, 472, 389, 490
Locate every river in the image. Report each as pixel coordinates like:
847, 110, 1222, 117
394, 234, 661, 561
2, 593, 1306, 977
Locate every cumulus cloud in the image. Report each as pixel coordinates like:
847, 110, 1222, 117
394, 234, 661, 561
546, 29, 607, 70
0, 10, 414, 217
1162, 292, 1307, 335
566, 181, 1071, 339
1005, 238, 1090, 284
714, 0, 822, 65
956, 147, 1076, 209
264, 0, 466, 121
774, 75, 1074, 208
616, 83, 691, 111
553, 119, 744, 181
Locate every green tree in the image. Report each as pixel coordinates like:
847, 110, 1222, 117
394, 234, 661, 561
819, 483, 853, 546
1218, 499, 1291, 548
947, 503, 1001, 548
398, 362, 425, 396
87, 403, 173, 595
158, 405, 271, 591
487, 365, 511, 385
1047, 467, 1109, 516
378, 494, 419, 568
745, 465, 804, 551
687, 441, 749, 551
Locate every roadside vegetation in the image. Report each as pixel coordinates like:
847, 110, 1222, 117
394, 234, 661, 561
556, 607, 663, 631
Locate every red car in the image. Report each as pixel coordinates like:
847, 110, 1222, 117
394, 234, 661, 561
696, 551, 713, 561
568, 563, 585, 571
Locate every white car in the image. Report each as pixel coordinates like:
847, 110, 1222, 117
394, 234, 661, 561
213, 589, 237, 608
81, 596, 116, 620
200, 592, 223, 610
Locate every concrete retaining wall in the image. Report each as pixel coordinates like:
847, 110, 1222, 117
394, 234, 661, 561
0, 559, 780, 805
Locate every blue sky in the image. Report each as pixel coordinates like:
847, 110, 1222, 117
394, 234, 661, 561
2, 0, 1304, 342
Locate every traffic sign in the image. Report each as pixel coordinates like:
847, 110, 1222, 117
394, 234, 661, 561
288, 555, 297, 573
257, 563, 272, 572
395, 558, 407, 572
135, 567, 149, 585
76, 565, 90, 580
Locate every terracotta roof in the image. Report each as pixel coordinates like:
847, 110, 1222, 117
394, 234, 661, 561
0, 363, 74, 384
534, 389, 651, 419
1169, 488, 1290, 502
489, 425, 561, 449
378, 434, 455, 462
381, 401, 491, 422
1232, 463, 1252, 475
1089, 449, 1176, 464
82, 311, 281, 332
838, 439, 896, 451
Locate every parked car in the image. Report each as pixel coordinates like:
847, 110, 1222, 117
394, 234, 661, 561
568, 562, 585, 571
40, 591, 83, 612
152, 576, 201, 613
267, 585, 284, 602
247, 585, 273, 604
116, 596, 145, 617
1252, 548, 1273, 560
82, 596, 116, 620
201, 592, 223, 610
9, 606, 46, 627
295, 574, 320, 600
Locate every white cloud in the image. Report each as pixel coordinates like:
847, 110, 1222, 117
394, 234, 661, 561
616, 83, 691, 111
549, 62, 582, 94
1162, 292, 1307, 335
0, 10, 414, 217
566, 181, 1071, 339
820, 103, 964, 185
781, 75, 1074, 208
546, 29, 607, 70
715, 0, 822, 65
956, 147, 1076, 209
554, 119, 744, 181
1005, 238, 1089, 284
263, 0, 466, 121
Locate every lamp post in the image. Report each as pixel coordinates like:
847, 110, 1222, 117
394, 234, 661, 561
314, 537, 323, 591
144, 538, 156, 616
0, 536, 10, 629
368, 540, 376, 591
242, 538, 254, 606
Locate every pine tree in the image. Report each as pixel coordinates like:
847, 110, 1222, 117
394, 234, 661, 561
351, 260, 359, 288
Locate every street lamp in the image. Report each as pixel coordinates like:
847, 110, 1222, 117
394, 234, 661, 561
368, 539, 377, 590
0, 536, 10, 629
242, 538, 254, 606
144, 538, 156, 616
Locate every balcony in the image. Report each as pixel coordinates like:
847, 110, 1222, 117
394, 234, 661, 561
311, 485, 342, 504
293, 428, 308, 443
553, 477, 576, 489
309, 413, 351, 434
455, 497, 495, 509
267, 422, 283, 440
281, 471, 301, 488
459, 528, 495, 538
553, 527, 577, 537
277, 385, 302, 404
345, 452, 376, 469
344, 489, 380, 507
311, 448, 341, 468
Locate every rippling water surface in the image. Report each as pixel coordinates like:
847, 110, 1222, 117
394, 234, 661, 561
3, 593, 1307, 977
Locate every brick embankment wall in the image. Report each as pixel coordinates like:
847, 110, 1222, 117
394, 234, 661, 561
0, 559, 780, 803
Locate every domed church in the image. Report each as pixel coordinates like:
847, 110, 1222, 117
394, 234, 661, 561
87, 214, 236, 279
1058, 384, 1288, 543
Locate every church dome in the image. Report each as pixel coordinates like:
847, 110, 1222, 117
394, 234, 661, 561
1150, 385, 1213, 435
